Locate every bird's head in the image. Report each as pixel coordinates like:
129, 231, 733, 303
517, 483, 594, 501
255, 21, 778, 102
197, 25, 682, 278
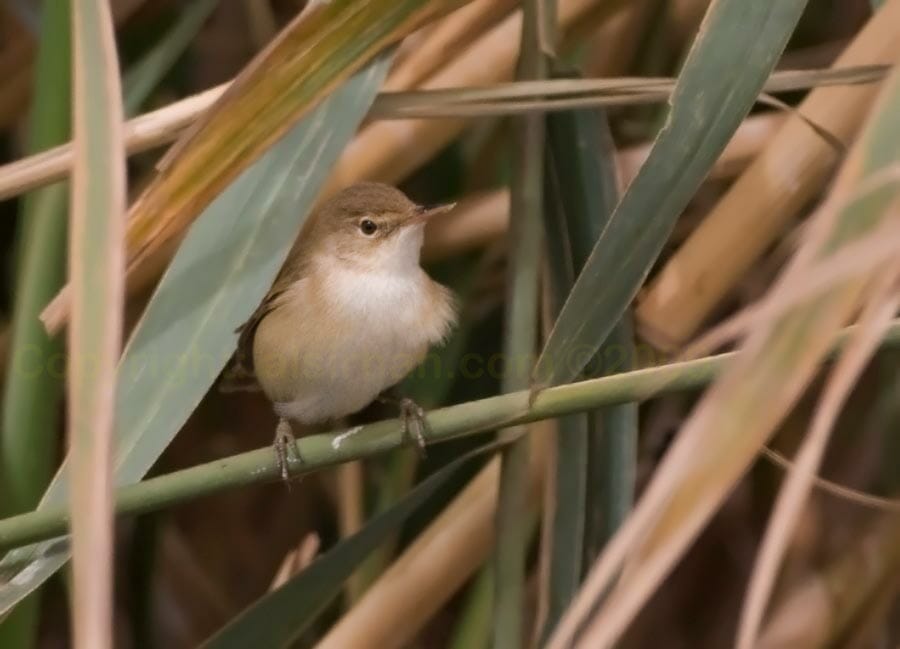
307, 182, 455, 272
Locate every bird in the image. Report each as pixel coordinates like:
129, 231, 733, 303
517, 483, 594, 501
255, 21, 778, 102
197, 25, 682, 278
221, 182, 458, 480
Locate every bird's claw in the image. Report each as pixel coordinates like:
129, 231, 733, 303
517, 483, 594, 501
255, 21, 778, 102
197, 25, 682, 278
273, 418, 301, 484
398, 397, 429, 458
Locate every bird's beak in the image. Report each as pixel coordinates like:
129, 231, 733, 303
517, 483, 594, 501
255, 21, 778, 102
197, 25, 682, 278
410, 202, 456, 224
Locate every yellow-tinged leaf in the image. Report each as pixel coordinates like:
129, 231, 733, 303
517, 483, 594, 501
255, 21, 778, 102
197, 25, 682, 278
40, 0, 471, 333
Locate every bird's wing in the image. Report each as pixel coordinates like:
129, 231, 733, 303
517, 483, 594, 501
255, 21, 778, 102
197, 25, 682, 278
218, 250, 311, 393
218, 293, 280, 393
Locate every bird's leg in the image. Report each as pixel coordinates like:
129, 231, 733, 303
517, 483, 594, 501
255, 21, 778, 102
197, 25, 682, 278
400, 398, 430, 457
273, 417, 300, 482
377, 393, 430, 457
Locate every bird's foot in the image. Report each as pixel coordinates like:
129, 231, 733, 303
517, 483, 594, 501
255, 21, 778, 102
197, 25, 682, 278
397, 397, 430, 458
376, 394, 431, 456
273, 418, 301, 483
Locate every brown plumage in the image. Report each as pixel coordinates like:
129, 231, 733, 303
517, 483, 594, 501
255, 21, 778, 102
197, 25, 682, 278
220, 182, 458, 478
222, 182, 433, 390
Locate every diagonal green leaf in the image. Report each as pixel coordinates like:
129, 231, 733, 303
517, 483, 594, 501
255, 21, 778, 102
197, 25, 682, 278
41, 0, 473, 333
562, 61, 900, 649
532, 0, 810, 389
0, 54, 392, 618
200, 444, 497, 649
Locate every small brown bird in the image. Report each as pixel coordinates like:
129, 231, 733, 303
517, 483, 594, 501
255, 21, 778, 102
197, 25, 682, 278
222, 182, 457, 479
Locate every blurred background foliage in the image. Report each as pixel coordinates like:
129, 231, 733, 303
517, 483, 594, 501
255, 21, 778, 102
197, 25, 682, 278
0, 0, 898, 648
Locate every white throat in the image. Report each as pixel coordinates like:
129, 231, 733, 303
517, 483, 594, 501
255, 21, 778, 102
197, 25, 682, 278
315, 226, 429, 322
373, 222, 425, 273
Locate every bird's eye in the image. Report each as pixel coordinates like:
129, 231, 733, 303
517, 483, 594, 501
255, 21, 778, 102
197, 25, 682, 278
359, 218, 378, 236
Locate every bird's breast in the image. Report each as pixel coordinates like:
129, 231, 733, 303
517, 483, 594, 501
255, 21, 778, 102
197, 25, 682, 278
324, 266, 427, 332
321, 266, 455, 382
252, 265, 454, 423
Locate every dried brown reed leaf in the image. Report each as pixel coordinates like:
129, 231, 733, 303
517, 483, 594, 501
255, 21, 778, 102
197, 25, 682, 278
736, 267, 900, 649
636, 1, 900, 349
0, 83, 226, 201
681, 186, 900, 360
550, 58, 900, 649
0, 68, 871, 203
760, 447, 900, 513
369, 68, 884, 118
68, 1, 127, 646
